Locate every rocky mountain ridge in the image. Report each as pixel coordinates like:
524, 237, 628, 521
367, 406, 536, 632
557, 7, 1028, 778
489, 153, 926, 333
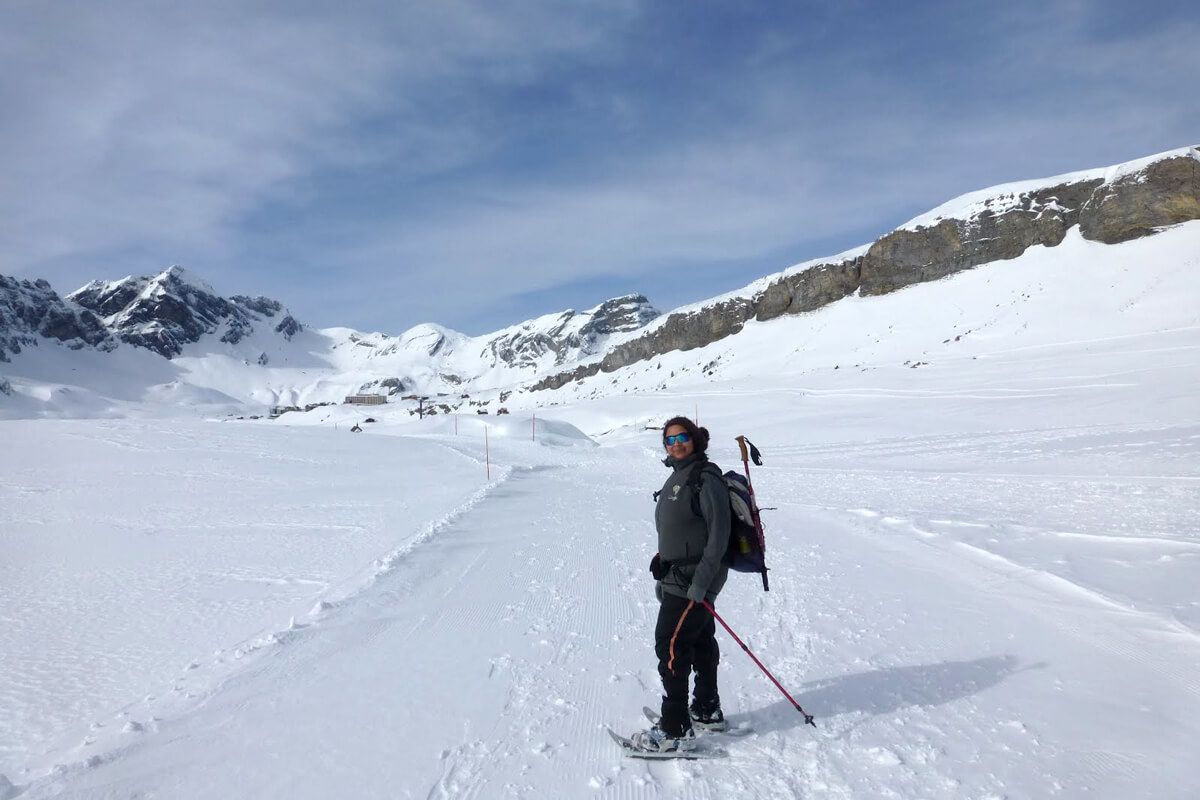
0, 266, 662, 399
1, 145, 1197, 402
477, 294, 659, 370
67, 266, 304, 359
0, 276, 115, 361
530, 145, 1200, 390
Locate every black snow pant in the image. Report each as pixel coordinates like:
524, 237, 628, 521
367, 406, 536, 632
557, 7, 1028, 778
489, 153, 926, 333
654, 593, 719, 736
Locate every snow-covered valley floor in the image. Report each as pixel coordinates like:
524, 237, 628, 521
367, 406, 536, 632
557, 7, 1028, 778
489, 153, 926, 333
3, 317, 1199, 798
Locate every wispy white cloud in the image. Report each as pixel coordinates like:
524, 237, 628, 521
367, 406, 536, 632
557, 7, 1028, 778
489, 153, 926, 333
294, 3, 1200, 330
1, 1, 1196, 335
0, 1, 637, 274
2, 4, 386, 265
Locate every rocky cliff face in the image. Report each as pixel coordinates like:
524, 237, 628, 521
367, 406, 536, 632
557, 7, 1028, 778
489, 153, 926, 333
753, 256, 865, 322
529, 147, 1200, 391
859, 178, 1103, 296
481, 294, 659, 370
600, 296, 752, 371
845, 150, 1198, 301
1078, 155, 1200, 243
68, 266, 303, 358
579, 295, 660, 338
0, 276, 114, 361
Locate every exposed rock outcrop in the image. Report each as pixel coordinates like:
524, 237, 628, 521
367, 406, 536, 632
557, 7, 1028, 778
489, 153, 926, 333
859, 179, 1102, 295
755, 256, 864, 321
528, 146, 1200, 391
1078, 153, 1200, 243
358, 376, 411, 396
600, 297, 754, 372
482, 294, 659, 369
579, 294, 660, 338
274, 314, 303, 339
0, 276, 114, 361
529, 362, 601, 392
68, 266, 302, 358
484, 326, 568, 369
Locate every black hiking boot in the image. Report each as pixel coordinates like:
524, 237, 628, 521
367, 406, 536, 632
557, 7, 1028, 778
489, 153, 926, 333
689, 697, 727, 731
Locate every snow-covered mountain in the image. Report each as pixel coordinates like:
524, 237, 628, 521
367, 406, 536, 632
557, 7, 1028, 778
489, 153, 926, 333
1, 268, 663, 415
0, 144, 1197, 419
67, 265, 304, 359
0, 276, 115, 361
349, 292, 659, 381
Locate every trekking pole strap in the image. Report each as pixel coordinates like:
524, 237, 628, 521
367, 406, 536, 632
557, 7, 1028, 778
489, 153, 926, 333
702, 601, 815, 727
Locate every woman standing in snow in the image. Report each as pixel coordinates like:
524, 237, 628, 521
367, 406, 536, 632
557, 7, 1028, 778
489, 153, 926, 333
632, 416, 731, 753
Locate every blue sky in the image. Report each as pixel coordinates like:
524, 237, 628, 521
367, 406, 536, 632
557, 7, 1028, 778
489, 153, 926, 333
2, 1, 1197, 335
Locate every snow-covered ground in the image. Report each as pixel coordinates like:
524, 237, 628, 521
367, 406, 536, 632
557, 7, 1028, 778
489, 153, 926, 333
2, 224, 1199, 798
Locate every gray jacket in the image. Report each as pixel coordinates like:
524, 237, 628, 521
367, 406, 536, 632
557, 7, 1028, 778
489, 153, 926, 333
654, 454, 731, 603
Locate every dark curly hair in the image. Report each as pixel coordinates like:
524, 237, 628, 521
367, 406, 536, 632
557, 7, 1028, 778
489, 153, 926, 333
662, 415, 709, 455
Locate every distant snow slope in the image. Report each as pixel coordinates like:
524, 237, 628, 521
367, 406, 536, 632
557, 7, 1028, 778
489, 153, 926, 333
518, 222, 1200, 409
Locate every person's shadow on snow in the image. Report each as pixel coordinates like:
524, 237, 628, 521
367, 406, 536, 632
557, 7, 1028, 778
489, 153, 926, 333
736, 655, 1038, 734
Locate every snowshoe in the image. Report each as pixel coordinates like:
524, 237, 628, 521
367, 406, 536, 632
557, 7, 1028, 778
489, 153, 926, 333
629, 724, 696, 754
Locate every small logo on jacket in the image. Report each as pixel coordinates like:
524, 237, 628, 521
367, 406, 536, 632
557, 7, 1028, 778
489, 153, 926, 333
670, 484, 682, 501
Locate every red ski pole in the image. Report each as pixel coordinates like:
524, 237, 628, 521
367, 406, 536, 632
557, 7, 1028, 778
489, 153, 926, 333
702, 601, 815, 727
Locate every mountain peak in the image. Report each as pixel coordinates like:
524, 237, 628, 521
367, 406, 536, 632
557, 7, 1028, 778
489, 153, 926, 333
473, 294, 660, 372
0, 274, 115, 361
152, 265, 217, 297
66, 267, 300, 358
581, 294, 659, 337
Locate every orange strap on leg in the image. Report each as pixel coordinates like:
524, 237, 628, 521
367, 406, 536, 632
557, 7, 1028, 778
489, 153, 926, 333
666, 600, 695, 673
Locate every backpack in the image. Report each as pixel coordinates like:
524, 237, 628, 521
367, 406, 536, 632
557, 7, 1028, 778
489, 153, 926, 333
687, 463, 769, 589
